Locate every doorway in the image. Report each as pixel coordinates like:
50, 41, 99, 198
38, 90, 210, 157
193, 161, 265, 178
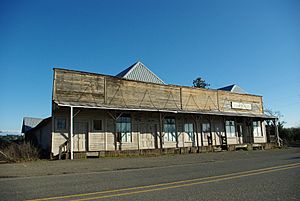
237, 123, 243, 144
73, 122, 88, 152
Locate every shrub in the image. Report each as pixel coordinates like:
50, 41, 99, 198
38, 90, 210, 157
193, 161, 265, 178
0, 142, 40, 162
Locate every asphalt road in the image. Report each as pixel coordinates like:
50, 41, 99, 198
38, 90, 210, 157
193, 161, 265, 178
0, 148, 299, 201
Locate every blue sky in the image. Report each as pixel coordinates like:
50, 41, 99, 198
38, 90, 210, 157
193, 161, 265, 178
0, 0, 299, 131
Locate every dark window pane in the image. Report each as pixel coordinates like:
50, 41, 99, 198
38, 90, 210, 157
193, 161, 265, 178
93, 120, 102, 131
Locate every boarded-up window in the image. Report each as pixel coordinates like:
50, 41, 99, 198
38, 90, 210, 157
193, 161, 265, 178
184, 123, 194, 142
56, 118, 66, 131
226, 120, 236, 137
93, 120, 103, 131
253, 121, 262, 137
164, 118, 176, 142
116, 116, 132, 143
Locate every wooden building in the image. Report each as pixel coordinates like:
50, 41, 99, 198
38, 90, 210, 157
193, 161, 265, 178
25, 62, 280, 159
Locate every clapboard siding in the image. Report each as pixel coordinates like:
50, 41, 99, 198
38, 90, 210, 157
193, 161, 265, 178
50, 68, 268, 156
50, 109, 267, 156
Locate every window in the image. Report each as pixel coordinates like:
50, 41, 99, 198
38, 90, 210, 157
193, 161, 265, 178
253, 121, 262, 137
202, 123, 210, 132
184, 123, 194, 142
116, 115, 132, 143
202, 123, 210, 139
93, 120, 103, 131
226, 120, 236, 137
164, 118, 176, 142
56, 117, 66, 130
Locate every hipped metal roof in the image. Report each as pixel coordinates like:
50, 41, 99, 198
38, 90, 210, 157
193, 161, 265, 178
116, 61, 165, 84
218, 84, 247, 94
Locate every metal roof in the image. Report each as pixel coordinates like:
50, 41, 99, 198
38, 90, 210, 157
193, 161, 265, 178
21, 117, 43, 133
218, 84, 247, 94
116, 61, 165, 84
54, 100, 277, 120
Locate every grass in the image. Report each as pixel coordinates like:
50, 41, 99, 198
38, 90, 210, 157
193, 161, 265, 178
0, 142, 40, 163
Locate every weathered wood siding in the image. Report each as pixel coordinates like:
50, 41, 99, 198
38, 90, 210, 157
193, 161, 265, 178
51, 108, 267, 156
53, 69, 263, 115
253, 121, 267, 143
26, 120, 52, 151
51, 109, 210, 155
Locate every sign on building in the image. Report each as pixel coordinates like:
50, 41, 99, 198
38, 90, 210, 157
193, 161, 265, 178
231, 102, 252, 110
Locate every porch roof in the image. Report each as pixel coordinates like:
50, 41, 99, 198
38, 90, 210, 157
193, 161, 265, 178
54, 101, 277, 120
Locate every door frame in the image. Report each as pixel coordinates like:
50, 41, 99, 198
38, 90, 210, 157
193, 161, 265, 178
236, 123, 244, 144
73, 121, 89, 152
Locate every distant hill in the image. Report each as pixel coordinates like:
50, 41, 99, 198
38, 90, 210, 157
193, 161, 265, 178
0, 130, 21, 136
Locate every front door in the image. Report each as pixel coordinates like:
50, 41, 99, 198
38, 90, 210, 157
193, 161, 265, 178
237, 124, 243, 144
73, 122, 88, 152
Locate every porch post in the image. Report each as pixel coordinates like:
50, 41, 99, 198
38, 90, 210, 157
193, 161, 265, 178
209, 116, 213, 146
191, 115, 200, 148
200, 119, 204, 147
260, 120, 264, 139
250, 118, 254, 144
194, 118, 198, 148
223, 116, 228, 149
275, 119, 280, 146
70, 106, 74, 160
159, 112, 163, 150
175, 116, 179, 148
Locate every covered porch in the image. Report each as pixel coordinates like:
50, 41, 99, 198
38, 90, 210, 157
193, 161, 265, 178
52, 102, 280, 159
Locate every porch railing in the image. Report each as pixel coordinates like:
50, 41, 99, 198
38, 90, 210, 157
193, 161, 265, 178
58, 141, 69, 160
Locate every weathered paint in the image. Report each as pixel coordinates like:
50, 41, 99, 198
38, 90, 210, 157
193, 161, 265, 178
50, 108, 267, 156
53, 69, 263, 115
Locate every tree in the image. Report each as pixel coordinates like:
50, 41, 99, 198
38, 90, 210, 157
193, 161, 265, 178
264, 108, 285, 135
193, 77, 210, 89
264, 108, 300, 143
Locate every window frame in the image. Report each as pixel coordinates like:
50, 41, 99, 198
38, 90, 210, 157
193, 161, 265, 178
202, 123, 210, 139
116, 115, 132, 143
92, 119, 103, 132
163, 117, 176, 142
225, 120, 236, 137
56, 117, 67, 131
184, 123, 194, 142
253, 121, 262, 137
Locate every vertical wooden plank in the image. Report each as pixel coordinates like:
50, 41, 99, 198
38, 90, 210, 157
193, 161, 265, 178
223, 116, 228, 148
52, 69, 56, 102
175, 116, 179, 148
260, 119, 264, 138
154, 124, 158, 149
159, 113, 163, 150
182, 121, 185, 148
209, 116, 213, 146
249, 118, 254, 144
51, 102, 55, 159
274, 119, 280, 146
193, 119, 198, 148
234, 117, 238, 144
137, 122, 140, 150
70, 106, 74, 160
105, 131, 107, 151
192, 116, 200, 148
180, 87, 183, 110
217, 90, 220, 111
104, 76, 107, 104
200, 119, 204, 147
